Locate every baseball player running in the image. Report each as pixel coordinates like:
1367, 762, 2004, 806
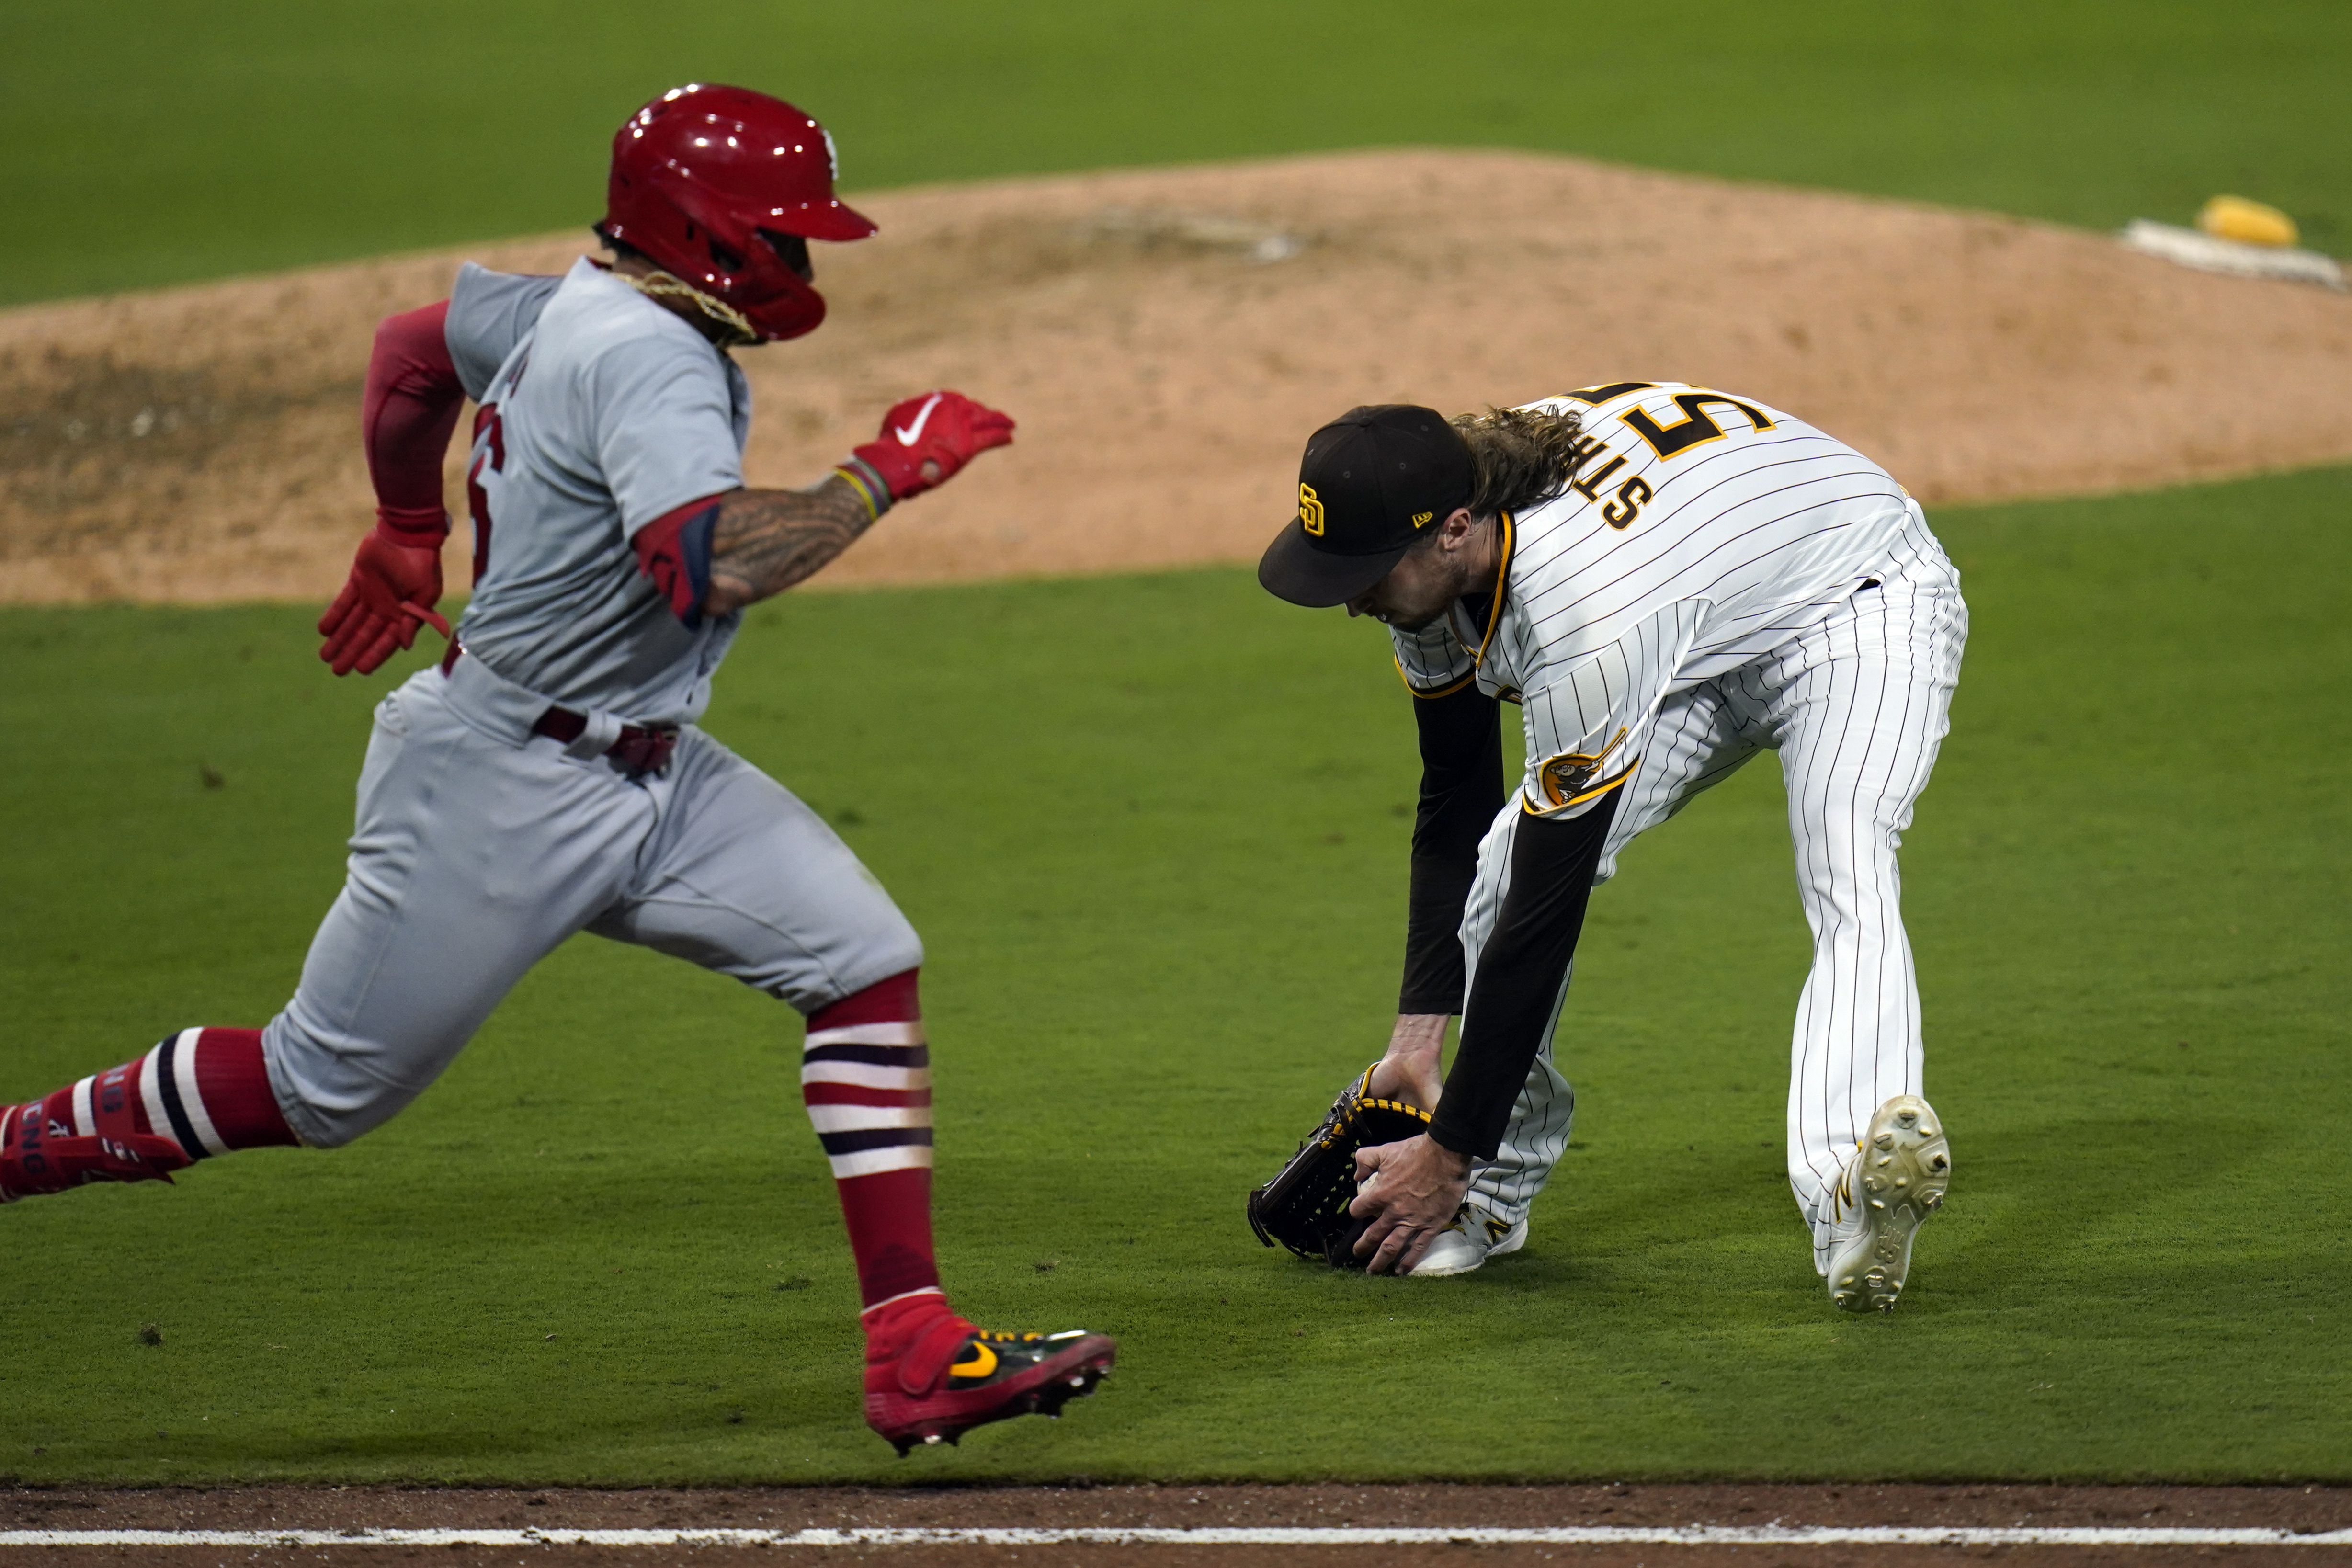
0, 84, 1114, 1450
1257, 387, 1962, 1309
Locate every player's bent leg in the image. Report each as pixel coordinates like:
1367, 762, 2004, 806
603, 734, 1115, 1449
1776, 755, 1931, 1259
1591, 678, 1766, 887
1445, 684, 1760, 1254
1, 1028, 297, 1201
1766, 556, 1964, 1293
798, 969, 940, 1305
801, 972, 1115, 1452
11, 669, 665, 1184
592, 727, 928, 1012
262, 672, 655, 1147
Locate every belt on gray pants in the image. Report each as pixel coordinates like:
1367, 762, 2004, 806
439, 638, 679, 778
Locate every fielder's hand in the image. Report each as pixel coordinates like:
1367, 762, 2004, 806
1348, 1133, 1473, 1275
851, 390, 1015, 500
319, 519, 453, 676
1366, 1014, 1448, 1111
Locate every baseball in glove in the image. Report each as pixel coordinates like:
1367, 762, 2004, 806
1247, 1066, 1433, 1269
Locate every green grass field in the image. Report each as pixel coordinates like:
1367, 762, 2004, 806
0, 467, 2344, 1484
4, 0, 2349, 305
5, 0, 2347, 1489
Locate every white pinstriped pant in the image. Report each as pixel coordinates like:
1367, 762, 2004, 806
1458, 533, 1966, 1270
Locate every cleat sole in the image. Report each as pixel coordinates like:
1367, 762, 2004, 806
1827, 1096, 1950, 1315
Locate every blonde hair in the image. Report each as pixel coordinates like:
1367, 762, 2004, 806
1449, 404, 1588, 518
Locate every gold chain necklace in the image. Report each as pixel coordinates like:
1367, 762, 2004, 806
612, 268, 757, 346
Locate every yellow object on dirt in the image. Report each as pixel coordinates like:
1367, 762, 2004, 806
2197, 195, 2299, 249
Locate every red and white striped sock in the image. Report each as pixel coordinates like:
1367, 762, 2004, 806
0, 1027, 297, 1201
800, 970, 952, 1338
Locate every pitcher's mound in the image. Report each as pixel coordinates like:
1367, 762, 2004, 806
5, 148, 2350, 603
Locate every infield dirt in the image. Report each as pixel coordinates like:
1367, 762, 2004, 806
5, 1483, 2348, 1567
5, 148, 2351, 605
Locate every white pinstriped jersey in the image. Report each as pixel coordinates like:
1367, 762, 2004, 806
1391, 382, 1916, 818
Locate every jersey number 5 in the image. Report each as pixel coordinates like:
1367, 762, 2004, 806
1620, 390, 1775, 461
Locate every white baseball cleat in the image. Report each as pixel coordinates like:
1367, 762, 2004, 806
1408, 1205, 1528, 1278
1824, 1094, 1951, 1313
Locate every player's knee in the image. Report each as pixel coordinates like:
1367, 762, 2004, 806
1793, 811, 1905, 886
259, 1019, 431, 1149
880, 919, 924, 980
855, 908, 925, 994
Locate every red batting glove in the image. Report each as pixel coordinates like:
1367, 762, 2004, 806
850, 390, 1015, 501
318, 507, 454, 677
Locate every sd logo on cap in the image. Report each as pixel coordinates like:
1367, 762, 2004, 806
1258, 405, 1474, 608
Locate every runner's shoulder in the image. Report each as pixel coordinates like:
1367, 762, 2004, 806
446, 261, 563, 400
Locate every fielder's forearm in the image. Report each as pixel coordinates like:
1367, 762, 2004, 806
1426, 789, 1621, 1160
705, 474, 883, 614
1399, 684, 1505, 1014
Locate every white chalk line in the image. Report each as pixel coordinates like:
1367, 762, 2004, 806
0, 1524, 2345, 1547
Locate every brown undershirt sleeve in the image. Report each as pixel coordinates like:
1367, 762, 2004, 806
1427, 789, 1621, 1160
1399, 683, 1505, 1015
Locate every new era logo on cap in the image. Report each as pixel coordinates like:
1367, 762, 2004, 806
1258, 405, 1473, 607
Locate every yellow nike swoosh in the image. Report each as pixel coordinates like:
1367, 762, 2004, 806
949, 1341, 997, 1380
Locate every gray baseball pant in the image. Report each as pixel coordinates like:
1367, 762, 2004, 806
260, 654, 922, 1148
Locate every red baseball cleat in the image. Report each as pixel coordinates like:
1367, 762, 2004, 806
864, 1314, 1116, 1455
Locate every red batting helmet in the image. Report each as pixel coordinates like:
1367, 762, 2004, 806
599, 83, 876, 343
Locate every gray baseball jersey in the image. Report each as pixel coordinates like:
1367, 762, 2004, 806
450, 258, 752, 725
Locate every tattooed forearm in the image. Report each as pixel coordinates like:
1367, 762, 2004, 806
704, 475, 879, 614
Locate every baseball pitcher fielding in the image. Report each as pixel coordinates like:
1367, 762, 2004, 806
1253, 387, 1962, 1310
1, 84, 1114, 1450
